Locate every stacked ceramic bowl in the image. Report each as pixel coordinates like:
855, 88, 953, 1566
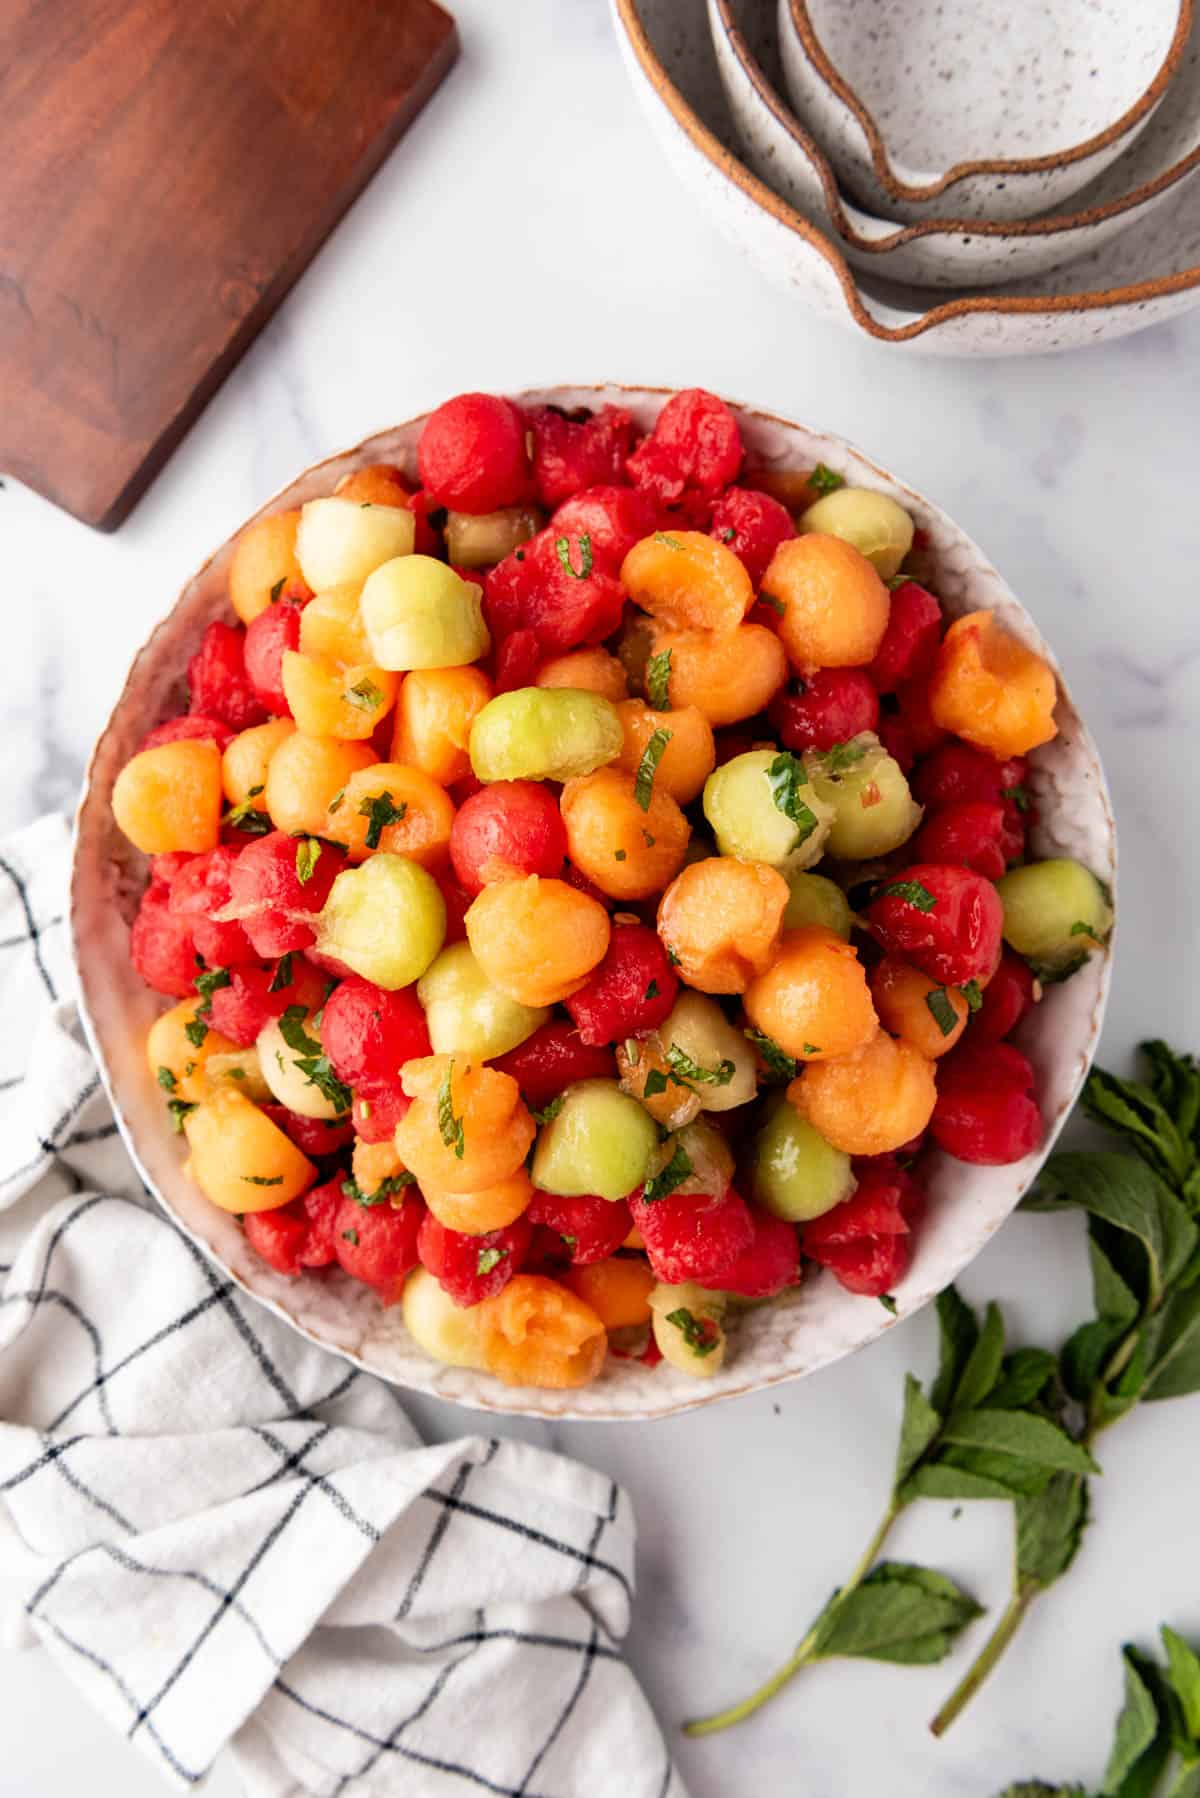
612, 0, 1200, 353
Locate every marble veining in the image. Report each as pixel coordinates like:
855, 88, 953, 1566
4, 0, 1200, 1793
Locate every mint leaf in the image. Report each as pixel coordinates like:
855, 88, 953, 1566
224, 793, 272, 834
766, 752, 819, 851
654, 530, 684, 551
938, 1410, 1098, 1477
269, 953, 294, 994
276, 1004, 350, 1112
665, 1043, 735, 1087
634, 728, 672, 811
1161, 1626, 1200, 1740
278, 1005, 322, 1059
665, 1307, 719, 1355
477, 1246, 507, 1276
295, 838, 322, 884
242, 1174, 283, 1186
1061, 1236, 1141, 1400
184, 1015, 208, 1049
345, 677, 384, 712
931, 1286, 980, 1416
952, 1301, 1006, 1412
645, 648, 672, 710
555, 533, 593, 580
879, 879, 937, 913
810, 1562, 982, 1666
1101, 1649, 1165, 1795
1086, 1050, 1194, 1201
1142, 1281, 1200, 1401
902, 1463, 1029, 1505
531, 1094, 566, 1127
156, 1066, 177, 1092
809, 463, 844, 497
166, 1098, 196, 1133
745, 1028, 797, 1083
358, 790, 407, 851
934, 1447, 1060, 1500
1015, 1473, 1088, 1587
819, 739, 869, 777
643, 1144, 692, 1204
341, 1173, 416, 1206
893, 1373, 942, 1488
438, 1061, 465, 1159
1030, 1151, 1198, 1312
983, 1348, 1058, 1411
925, 986, 959, 1039
194, 965, 230, 1016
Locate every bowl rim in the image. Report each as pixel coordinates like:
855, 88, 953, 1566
70, 383, 1116, 1421
782, 0, 1194, 201
714, 0, 1200, 255
614, 0, 1200, 343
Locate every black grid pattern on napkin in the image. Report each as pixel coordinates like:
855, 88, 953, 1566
0, 821, 684, 1798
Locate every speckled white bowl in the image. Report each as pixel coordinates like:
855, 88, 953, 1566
71, 387, 1115, 1421
614, 0, 1200, 354
778, 0, 1193, 223
715, 0, 1200, 289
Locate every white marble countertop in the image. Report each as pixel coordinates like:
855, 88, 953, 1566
5, 2, 1200, 1793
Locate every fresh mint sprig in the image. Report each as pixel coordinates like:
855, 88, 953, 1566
688, 1041, 1200, 1746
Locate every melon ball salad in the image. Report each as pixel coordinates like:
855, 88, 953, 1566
110, 387, 1113, 1391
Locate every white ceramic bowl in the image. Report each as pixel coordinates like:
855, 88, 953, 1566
778, 0, 1193, 223
72, 386, 1115, 1421
714, 0, 1200, 289
614, 0, 1200, 355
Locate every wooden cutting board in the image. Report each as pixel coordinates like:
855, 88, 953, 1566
0, 0, 457, 530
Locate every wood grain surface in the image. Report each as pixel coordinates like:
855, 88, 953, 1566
0, 0, 457, 529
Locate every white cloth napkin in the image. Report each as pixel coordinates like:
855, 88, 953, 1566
0, 816, 686, 1798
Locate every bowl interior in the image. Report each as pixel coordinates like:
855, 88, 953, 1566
71, 387, 1115, 1421
724, 0, 1200, 246
798, 0, 1184, 176
620, 0, 1200, 350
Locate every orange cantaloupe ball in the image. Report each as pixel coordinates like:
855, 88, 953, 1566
183, 1088, 316, 1211
390, 666, 493, 787
614, 700, 715, 805
112, 740, 222, 854
761, 534, 890, 673
789, 1031, 937, 1157
620, 530, 754, 634
928, 611, 1058, 758
657, 857, 789, 994
229, 510, 305, 624
264, 733, 377, 838
465, 876, 611, 1008
743, 926, 878, 1062
559, 767, 690, 903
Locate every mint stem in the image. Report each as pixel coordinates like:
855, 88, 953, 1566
928, 1578, 1037, 1738
683, 1495, 903, 1736
929, 1339, 1132, 1739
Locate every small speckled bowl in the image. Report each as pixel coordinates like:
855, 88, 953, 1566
614, 0, 1200, 354
71, 387, 1115, 1422
714, 0, 1200, 289
779, 0, 1193, 223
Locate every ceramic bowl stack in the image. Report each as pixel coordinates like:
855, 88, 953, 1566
612, 0, 1200, 353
